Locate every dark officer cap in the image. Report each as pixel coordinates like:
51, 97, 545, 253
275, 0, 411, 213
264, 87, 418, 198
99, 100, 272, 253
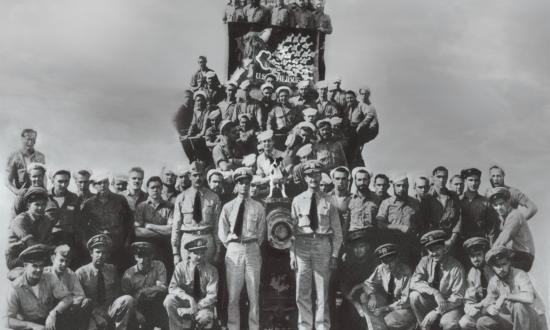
374, 243, 398, 260
460, 168, 482, 179
420, 230, 447, 248
487, 187, 511, 203
24, 186, 48, 204
131, 242, 154, 256
87, 234, 112, 251
303, 160, 322, 175
184, 238, 208, 253
485, 246, 512, 266
347, 226, 374, 244
19, 244, 54, 263
462, 237, 489, 252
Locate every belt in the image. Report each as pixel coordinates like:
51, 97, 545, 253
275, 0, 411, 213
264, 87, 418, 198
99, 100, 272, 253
296, 233, 331, 239
228, 238, 258, 244
181, 228, 212, 235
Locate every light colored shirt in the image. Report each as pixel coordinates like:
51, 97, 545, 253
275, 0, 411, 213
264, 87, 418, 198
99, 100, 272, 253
7, 272, 69, 322
218, 196, 267, 246
348, 191, 379, 232
271, 6, 291, 26
45, 267, 86, 299
411, 255, 466, 312
121, 260, 167, 297
290, 190, 343, 258
464, 265, 495, 305
376, 196, 420, 234
364, 262, 412, 309
6, 149, 46, 190
348, 102, 378, 128
169, 260, 218, 309
223, 4, 245, 23
76, 263, 120, 308
244, 4, 270, 24
122, 189, 148, 211
494, 209, 535, 255
256, 149, 285, 177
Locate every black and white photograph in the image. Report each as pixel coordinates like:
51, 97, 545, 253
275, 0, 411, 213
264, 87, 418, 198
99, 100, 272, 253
1, 0, 549, 329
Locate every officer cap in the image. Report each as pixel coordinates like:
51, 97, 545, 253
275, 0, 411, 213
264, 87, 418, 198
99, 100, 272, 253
257, 130, 274, 142
375, 243, 398, 260
24, 186, 48, 204
303, 160, 322, 175
347, 227, 374, 244
87, 234, 112, 251
184, 238, 208, 253
487, 187, 511, 203
420, 230, 447, 248
233, 167, 253, 182
194, 90, 208, 100
485, 246, 512, 266
330, 166, 351, 179
19, 244, 54, 263
302, 108, 318, 117
27, 162, 46, 174
208, 109, 221, 120
275, 86, 292, 96
261, 83, 274, 91
189, 161, 206, 174
460, 168, 482, 179
463, 237, 490, 252
131, 242, 154, 256
296, 144, 314, 158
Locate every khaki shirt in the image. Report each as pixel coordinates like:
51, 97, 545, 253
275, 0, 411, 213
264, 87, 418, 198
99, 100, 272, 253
122, 189, 148, 212
6, 149, 46, 190
7, 272, 69, 322
271, 6, 291, 26
121, 260, 167, 297
348, 191, 379, 232
45, 267, 86, 299
316, 99, 342, 119
267, 104, 298, 132
376, 196, 420, 234
364, 262, 412, 309
256, 149, 285, 177
218, 196, 266, 246
464, 264, 495, 305
244, 4, 270, 24
169, 260, 218, 308
291, 190, 343, 258
411, 255, 466, 312
135, 199, 173, 227
76, 263, 120, 308
494, 209, 535, 255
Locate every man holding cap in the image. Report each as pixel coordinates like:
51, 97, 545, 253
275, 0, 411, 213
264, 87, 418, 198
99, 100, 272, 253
164, 237, 218, 330
8, 186, 53, 269
7, 244, 74, 330
6, 128, 46, 195
476, 246, 547, 330
458, 237, 495, 330
81, 173, 134, 271
486, 165, 538, 220
218, 167, 266, 330
290, 160, 343, 330
122, 242, 168, 330
172, 161, 222, 265
76, 234, 138, 330
410, 230, 466, 330
357, 243, 416, 330
487, 187, 535, 272
459, 168, 500, 243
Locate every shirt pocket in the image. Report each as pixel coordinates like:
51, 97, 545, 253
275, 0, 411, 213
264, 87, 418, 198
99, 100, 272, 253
297, 212, 311, 228
318, 204, 331, 227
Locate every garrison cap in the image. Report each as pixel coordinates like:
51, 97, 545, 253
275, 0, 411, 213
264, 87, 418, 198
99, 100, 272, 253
19, 244, 54, 263
375, 243, 398, 259
463, 237, 490, 252
131, 242, 154, 255
194, 90, 208, 99
461, 168, 482, 179
316, 118, 332, 129
27, 162, 46, 174
487, 187, 511, 203
87, 234, 112, 251
233, 167, 253, 182
184, 238, 208, 252
261, 83, 274, 91
303, 160, 322, 175
207, 169, 223, 182
189, 161, 206, 174
24, 186, 48, 204
420, 230, 447, 247
257, 130, 274, 142
208, 109, 221, 120
330, 166, 350, 179
302, 108, 318, 117
296, 144, 314, 158
347, 227, 373, 244
485, 246, 512, 266
275, 86, 292, 95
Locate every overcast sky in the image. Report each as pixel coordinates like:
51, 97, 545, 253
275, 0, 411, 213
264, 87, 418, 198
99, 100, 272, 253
1, 0, 549, 309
